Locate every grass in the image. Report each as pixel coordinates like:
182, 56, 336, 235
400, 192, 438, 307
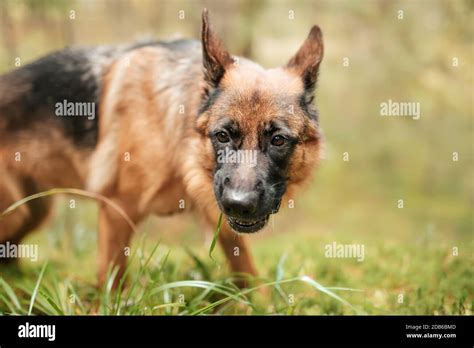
0, 190, 365, 315
0, 234, 362, 316
0, 195, 471, 315
0, 0, 472, 316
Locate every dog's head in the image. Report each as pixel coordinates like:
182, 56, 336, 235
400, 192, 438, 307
197, 10, 324, 233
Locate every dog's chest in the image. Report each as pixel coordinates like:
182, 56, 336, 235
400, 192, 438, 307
144, 176, 190, 216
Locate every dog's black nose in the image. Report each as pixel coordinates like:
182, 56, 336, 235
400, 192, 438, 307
221, 189, 258, 217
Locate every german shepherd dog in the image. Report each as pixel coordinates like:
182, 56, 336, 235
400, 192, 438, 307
0, 10, 323, 287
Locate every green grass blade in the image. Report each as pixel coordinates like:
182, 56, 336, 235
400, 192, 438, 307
67, 282, 85, 314
0, 188, 137, 233
185, 248, 211, 280
0, 277, 22, 313
121, 241, 163, 314
300, 276, 362, 313
28, 262, 48, 315
0, 294, 19, 315
152, 302, 185, 311
274, 253, 288, 301
191, 276, 360, 315
325, 287, 364, 292
151, 280, 250, 306
208, 213, 223, 262
38, 290, 64, 315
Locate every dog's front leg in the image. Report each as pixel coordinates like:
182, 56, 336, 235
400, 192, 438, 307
217, 224, 258, 288
97, 200, 136, 289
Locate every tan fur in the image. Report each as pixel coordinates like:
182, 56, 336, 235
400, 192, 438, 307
0, 121, 89, 247
0, 13, 323, 287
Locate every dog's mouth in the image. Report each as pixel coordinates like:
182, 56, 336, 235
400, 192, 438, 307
226, 215, 270, 233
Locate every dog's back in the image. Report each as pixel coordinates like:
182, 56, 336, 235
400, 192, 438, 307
0, 41, 165, 148
0, 39, 203, 243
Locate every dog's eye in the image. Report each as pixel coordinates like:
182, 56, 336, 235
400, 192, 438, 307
216, 131, 230, 143
271, 135, 286, 146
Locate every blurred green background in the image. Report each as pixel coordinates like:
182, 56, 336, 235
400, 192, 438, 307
0, 0, 472, 314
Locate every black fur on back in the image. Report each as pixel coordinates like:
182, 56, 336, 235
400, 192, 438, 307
0, 40, 166, 148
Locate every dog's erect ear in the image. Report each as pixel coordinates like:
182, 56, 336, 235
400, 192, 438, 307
286, 26, 324, 93
201, 9, 233, 88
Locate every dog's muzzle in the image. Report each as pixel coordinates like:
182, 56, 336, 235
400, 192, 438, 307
226, 198, 282, 234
